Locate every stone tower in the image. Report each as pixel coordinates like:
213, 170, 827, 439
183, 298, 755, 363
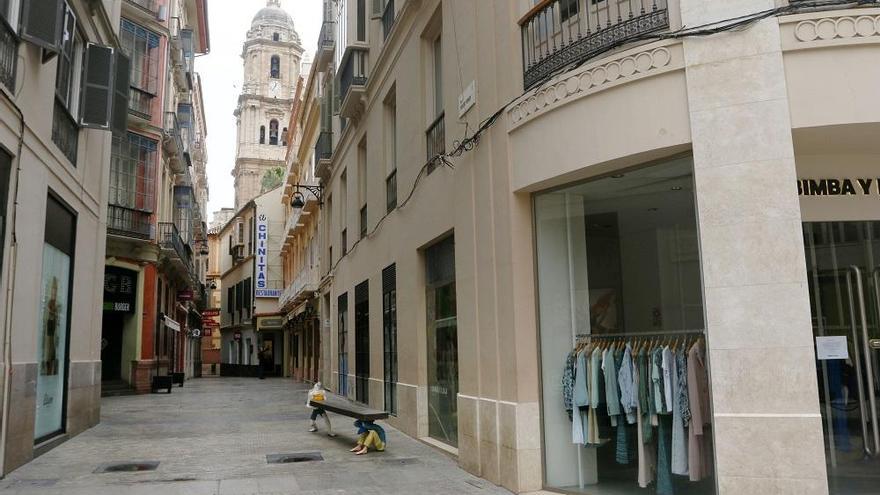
232, 0, 303, 208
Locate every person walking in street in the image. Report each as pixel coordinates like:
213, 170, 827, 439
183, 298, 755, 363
307, 382, 335, 436
258, 343, 271, 379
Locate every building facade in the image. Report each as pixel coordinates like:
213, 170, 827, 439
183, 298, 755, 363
232, 0, 304, 209
0, 0, 133, 475
313, 0, 880, 493
102, 0, 210, 395
218, 187, 285, 377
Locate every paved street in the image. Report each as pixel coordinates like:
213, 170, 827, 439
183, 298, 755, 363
0, 378, 512, 495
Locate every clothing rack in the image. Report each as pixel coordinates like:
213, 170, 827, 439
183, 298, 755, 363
575, 329, 704, 339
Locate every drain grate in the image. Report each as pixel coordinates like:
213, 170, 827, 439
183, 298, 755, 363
94, 461, 160, 473
266, 452, 323, 464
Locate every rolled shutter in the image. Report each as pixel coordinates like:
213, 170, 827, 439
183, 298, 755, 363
20, 0, 64, 52
111, 52, 130, 136
80, 43, 113, 129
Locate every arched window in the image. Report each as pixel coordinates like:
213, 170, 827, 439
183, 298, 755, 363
281, 127, 288, 146
269, 119, 279, 145
273, 32, 280, 41
270, 55, 280, 79
259, 125, 266, 144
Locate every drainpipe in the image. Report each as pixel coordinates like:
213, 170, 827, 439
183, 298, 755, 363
0, 85, 26, 478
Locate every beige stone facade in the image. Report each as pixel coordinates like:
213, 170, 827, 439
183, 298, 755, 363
232, 0, 304, 209
298, 0, 880, 493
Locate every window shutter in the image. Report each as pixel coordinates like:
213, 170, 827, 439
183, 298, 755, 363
80, 44, 114, 129
19, 0, 64, 52
111, 52, 130, 136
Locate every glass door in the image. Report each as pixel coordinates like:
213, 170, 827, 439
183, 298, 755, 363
804, 221, 880, 494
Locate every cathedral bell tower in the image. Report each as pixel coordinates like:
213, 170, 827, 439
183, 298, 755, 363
232, 0, 304, 208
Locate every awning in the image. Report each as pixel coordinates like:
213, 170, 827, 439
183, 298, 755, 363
164, 315, 181, 332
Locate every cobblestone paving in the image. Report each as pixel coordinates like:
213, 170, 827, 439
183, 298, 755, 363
0, 378, 513, 495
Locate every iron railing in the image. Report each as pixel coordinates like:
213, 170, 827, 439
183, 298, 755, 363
107, 205, 153, 240
340, 47, 368, 105
52, 99, 79, 165
158, 222, 192, 270
315, 131, 332, 160
520, 0, 669, 89
382, 0, 396, 40
0, 16, 17, 92
425, 112, 445, 173
386, 169, 397, 212
164, 111, 184, 156
129, 88, 153, 119
126, 0, 158, 13
318, 21, 335, 50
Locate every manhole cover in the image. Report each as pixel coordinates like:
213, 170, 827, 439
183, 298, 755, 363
94, 461, 160, 473
266, 452, 323, 464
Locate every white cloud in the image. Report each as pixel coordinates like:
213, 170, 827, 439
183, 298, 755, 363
196, 0, 323, 222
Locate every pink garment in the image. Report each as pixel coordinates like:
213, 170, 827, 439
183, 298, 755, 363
687, 341, 712, 481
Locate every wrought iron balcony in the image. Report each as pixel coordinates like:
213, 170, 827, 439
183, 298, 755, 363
316, 21, 335, 71
163, 112, 186, 173
52, 99, 79, 165
128, 87, 153, 119
520, 0, 669, 89
315, 131, 332, 161
107, 205, 153, 240
382, 0, 396, 40
339, 47, 368, 118
0, 16, 17, 92
426, 112, 445, 174
125, 0, 158, 13
158, 222, 192, 271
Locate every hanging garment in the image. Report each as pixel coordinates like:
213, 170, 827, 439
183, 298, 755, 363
614, 348, 634, 464
562, 349, 577, 419
656, 414, 674, 495
687, 341, 713, 481
671, 349, 689, 476
635, 356, 657, 488
603, 347, 621, 426
638, 350, 653, 443
652, 346, 666, 417
662, 346, 675, 414
586, 346, 604, 445
572, 348, 590, 444
618, 344, 638, 425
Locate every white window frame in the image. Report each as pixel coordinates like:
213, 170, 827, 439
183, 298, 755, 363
55, 2, 84, 119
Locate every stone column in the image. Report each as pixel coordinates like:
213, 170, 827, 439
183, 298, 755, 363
681, 3, 828, 493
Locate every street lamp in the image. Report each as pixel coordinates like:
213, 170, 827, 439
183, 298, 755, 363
290, 184, 324, 209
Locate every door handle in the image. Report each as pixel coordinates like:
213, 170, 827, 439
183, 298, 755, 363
852, 266, 880, 456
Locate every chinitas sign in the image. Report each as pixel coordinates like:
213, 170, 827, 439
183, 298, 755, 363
798, 178, 880, 196
254, 213, 280, 298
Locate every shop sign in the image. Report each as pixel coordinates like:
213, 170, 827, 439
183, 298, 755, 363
254, 213, 274, 298
233, 331, 242, 341
203, 317, 219, 327
798, 177, 880, 197
164, 315, 181, 332
103, 266, 137, 313
178, 289, 193, 301
203, 328, 213, 337
257, 316, 283, 330
203, 308, 220, 317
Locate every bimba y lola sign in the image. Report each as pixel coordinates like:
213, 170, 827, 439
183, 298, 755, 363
798, 178, 880, 196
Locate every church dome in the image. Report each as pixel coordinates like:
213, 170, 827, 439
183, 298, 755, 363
252, 0, 294, 29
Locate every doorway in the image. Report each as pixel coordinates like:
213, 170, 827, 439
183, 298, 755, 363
101, 312, 124, 381
804, 221, 880, 493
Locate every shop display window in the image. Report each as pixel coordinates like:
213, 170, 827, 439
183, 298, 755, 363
534, 155, 714, 494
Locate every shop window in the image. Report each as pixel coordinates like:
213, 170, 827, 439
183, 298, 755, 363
35, 193, 76, 443
533, 155, 712, 494
425, 236, 458, 447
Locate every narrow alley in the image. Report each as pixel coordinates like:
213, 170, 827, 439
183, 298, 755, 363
0, 378, 509, 495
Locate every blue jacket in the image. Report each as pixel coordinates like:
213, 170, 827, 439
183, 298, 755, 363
354, 420, 386, 444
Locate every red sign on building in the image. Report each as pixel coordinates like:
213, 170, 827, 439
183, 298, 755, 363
203, 308, 220, 317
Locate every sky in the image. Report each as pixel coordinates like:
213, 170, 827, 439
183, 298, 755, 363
196, 0, 323, 222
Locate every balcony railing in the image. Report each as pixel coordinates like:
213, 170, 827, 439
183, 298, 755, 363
315, 131, 332, 161
128, 87, 153, 119
126, 0, 158, 13
520, 0, 669, 89
107, 205, 153, 240
382, 0, 396, 40
0, 16, 17, 92
340, 47, 368, 107
164, 111, 186, 173
158, 222, 192, 270
319, 20, 335, 50
426, 112, 445, 173
52, 99, 79, 165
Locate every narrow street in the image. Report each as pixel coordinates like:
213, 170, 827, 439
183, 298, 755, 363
0, 378, 510, 495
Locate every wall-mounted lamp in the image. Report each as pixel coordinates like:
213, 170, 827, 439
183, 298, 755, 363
291, 184, 325, 209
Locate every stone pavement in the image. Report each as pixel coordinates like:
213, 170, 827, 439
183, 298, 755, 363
0, 377, 514, 495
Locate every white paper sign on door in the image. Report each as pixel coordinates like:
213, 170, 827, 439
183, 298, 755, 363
816, 336, 849, 360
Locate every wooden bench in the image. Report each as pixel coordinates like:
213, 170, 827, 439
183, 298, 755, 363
309, 392, 389, 421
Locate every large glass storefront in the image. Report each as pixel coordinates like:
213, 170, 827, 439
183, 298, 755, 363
426, 236, 458, 447
535, 155, 715, 494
